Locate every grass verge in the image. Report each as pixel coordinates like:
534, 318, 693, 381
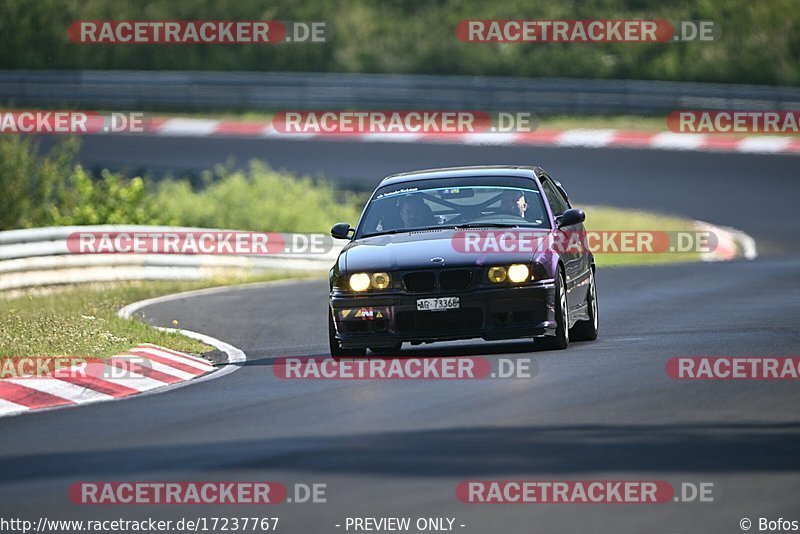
0, 271, 318, 361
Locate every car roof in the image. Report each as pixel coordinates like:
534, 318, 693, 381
378, 165, 543, 187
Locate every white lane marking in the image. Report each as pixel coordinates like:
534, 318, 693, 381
557, 129, 616, 147
95, 372, 172, 393
733, 229, 759, 260
696, 220, 758, 262
132, 346, 214, 371
131, 358, 198, 381
0, 398, 29, 416
138, 343, 213, 366
159, 119, 220, 137
361, 132, 423, 143
461, 133, 519, 145
650, 132, 706, 150
263, 130, 319, 139
5, 378, 114, 403
117, 278, 299, 320
737, 136, 792, 153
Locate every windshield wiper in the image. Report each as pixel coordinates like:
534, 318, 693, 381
361, 226, 445, 238
453, 222, 521, 229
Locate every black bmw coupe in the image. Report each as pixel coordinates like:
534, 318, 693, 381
328, 165, 598, 356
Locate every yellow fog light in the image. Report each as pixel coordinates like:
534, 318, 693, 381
508, 264, 530, 283
488, 266, 507, 283
349, 273, 371, 292
371, 272, 391, 289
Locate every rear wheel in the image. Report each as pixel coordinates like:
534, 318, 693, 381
328, 310, 366, 358
570, 268, 599, 341
538, 271, 569, 350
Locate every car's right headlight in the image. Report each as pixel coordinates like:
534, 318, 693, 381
348, 272, 391, 291
349, 273, 371, 292
371, 272, 391, 290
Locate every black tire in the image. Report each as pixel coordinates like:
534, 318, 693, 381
538, 270, 569, 350
328, 310, 366, 358
570, 268, 599, 341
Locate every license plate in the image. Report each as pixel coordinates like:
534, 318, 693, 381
416, 297, 460, 312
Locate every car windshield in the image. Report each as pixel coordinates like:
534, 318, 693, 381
357, 177, 550, 238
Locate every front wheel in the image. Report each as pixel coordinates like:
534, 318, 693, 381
328, 309, 366, 358
570, 268, 599, 341
537, 271, 569, 350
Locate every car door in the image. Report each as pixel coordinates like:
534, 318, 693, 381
539, 174, 588, 312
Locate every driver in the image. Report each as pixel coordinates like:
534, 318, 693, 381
498, 189, 528, 218
399, 195, 434, 227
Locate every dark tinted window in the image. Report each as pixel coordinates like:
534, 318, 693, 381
540, 179, 569, 217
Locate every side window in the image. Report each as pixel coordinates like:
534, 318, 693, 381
540, 179, 568, 217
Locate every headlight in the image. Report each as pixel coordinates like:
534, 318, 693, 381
371, 272, 391, 289
488, 266, 507, 283
507, 264, 530, 283
349, 273, 371, 292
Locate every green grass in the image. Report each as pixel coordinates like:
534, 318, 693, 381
0, 271, 318, 361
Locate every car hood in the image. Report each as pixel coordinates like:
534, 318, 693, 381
342, 228, 552, 272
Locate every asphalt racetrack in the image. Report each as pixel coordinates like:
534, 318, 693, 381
1, 136, 799, 533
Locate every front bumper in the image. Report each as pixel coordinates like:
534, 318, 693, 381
330, 280, 556, 349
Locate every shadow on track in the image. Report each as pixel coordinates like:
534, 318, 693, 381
2, 422, 799, 483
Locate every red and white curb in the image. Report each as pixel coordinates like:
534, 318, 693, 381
127, 118, 800, 156
0, 285, 250, 419
0, 344, 215, 418
696, 221, 758, 262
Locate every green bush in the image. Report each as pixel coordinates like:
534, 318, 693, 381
0, 136, 363, 232
0, 0, 797, 86
150, 162, 364, 232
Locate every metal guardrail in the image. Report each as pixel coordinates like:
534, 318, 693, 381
1, 70, 799, 114
0, 225, 340, 291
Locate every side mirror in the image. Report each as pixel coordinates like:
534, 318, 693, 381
557, 208, 585, 228
331, 222, 353, 239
